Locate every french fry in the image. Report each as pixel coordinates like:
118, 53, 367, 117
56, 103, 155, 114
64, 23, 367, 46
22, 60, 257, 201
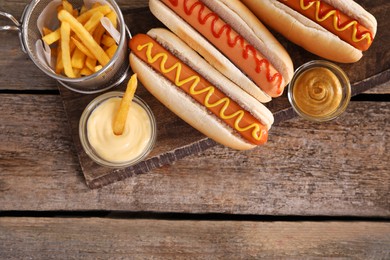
43, 27, 57, 56
93, 24, 106, 44
71, 48, 86, 69
80, 66, 93, 76
85, 57, 97, 71
42, 29, 61, 45
62, 0, 73, 14
113, 74, 138, 135
60, 21, 75, 78
55, 46, 63, 74
71, 37, 94, 59
42, 27, 53, 36
69, 37, 76, 53
83, 11, 104, 33
101, 34, 115, 47
77, 5, 111, 24
105, 44, 117, 59
73, 68, 81, 78
58, 10, 110, 66
94, 65, 103, 72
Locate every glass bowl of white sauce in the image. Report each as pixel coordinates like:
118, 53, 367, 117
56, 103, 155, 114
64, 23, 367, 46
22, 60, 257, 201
79, 91, 157, 168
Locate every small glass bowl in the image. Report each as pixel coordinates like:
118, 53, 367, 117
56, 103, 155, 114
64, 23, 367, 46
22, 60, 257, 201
288, 60, 351, 122
79, 91, 157, 168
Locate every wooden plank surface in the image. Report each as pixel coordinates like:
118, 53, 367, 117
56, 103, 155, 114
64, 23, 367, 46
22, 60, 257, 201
0, 0, 388, 214
1, 217, 389, 259
0, 91, 388, 216
1, 0, 389, 189
1, 1, 388, 257
57, 0, 390, 188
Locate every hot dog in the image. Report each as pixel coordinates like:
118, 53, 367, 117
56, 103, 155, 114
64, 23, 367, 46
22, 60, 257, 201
149, 0, 294, 101
129, 28, 274, 150
241, 0, 377, 63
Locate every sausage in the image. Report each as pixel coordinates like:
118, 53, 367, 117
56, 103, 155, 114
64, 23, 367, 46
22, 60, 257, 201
280, 0, 373, 51
160, 0, 284, 97
129, 33, 268, 145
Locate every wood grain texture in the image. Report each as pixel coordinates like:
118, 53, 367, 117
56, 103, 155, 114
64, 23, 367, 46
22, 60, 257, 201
59, 0, 390, 188
0, 3, 389, 257
0, 0, 389, 90
0, 31, 55, 90
365, 81, 390, 94
0, 0, 389, 189
0, 217, 389, 259
0, 93, 388, 216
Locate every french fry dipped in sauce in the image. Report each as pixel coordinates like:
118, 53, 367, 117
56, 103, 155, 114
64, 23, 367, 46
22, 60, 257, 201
84, 73, 155, 164
113, 74, 138, 135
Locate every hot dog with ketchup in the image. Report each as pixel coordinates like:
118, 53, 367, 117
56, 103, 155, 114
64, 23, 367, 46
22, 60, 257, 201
149, 0, 294, 101
241, 0, 377, 63
129, 28, 274, 150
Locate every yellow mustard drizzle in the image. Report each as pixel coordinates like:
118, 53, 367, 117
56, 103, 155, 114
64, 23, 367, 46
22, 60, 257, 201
136, 42, 264, 141
300, 0, 372, 44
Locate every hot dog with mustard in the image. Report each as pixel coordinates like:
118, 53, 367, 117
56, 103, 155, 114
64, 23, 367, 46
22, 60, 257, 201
241, 0, 377, 63
149, 0, 294, 102
129, 28, 274, 150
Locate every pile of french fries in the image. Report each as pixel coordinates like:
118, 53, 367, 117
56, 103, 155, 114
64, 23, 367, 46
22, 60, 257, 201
42, 1, 119, 78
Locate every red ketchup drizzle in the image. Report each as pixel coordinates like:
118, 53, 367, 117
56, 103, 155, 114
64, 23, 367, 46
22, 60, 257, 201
169, 0, 283, 95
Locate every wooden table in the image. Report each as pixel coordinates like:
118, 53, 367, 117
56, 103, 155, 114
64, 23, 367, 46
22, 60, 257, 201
1, 0, 389, 258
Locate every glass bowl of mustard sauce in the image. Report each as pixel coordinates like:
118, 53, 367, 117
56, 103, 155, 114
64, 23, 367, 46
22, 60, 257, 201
79, 91, 157, 168
288, 60, 351, 122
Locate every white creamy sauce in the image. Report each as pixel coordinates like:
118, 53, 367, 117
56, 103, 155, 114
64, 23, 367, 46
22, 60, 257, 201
87, 97, 152, 163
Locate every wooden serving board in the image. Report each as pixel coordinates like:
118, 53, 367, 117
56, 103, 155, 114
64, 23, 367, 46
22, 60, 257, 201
60, 2, 390, 189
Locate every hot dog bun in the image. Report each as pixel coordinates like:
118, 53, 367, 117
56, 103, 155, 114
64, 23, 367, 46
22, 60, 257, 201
241, 0, 377, 63
149, 0, 294, 101
130, 28, 274, 150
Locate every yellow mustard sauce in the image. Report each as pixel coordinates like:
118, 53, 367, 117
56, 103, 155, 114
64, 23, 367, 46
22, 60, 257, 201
87, 97, 152, 163
292, 67, 342, 118
137, 41, 264, 141
299, 0, 372, 44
